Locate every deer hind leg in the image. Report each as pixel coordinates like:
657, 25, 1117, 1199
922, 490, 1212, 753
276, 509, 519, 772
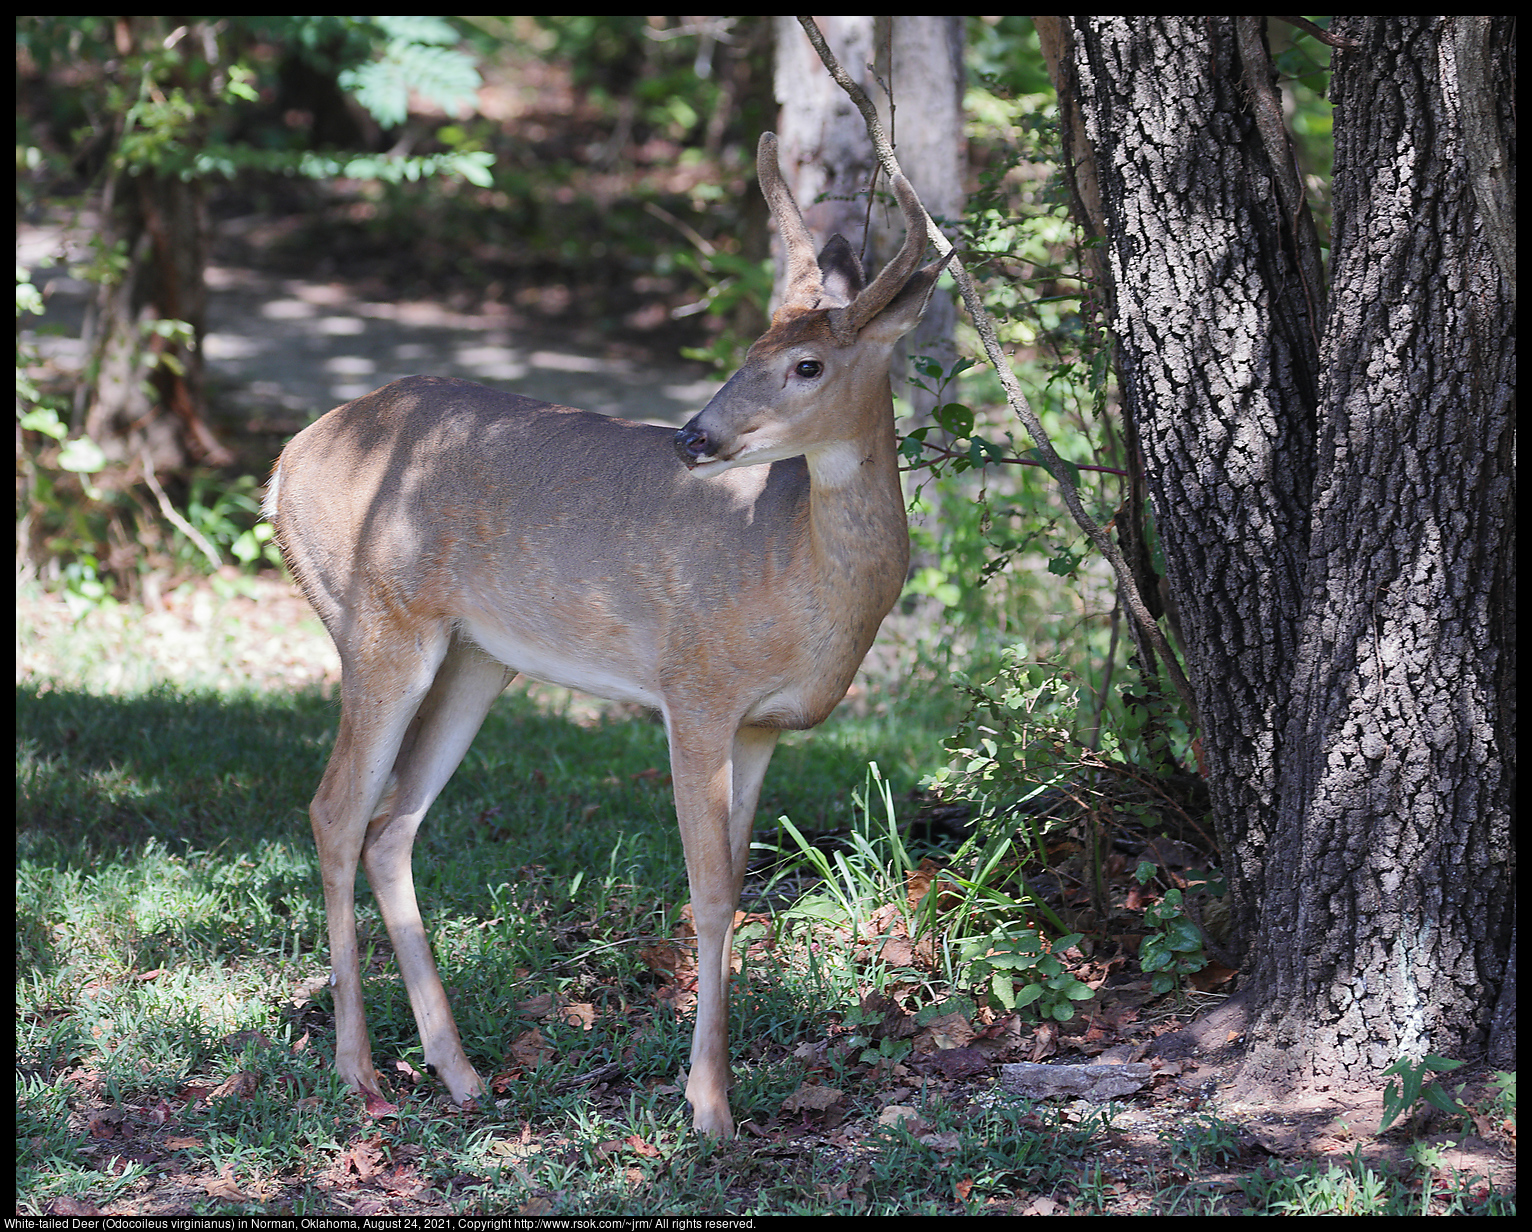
310, 628, 450, 1103
666, 719, 780, 1138
359, 636, 512, 1105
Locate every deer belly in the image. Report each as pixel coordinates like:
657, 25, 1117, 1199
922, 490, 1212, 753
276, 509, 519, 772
458, 614, 662, 710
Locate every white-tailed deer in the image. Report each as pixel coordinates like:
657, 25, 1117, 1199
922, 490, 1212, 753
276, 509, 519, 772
264, 133, 944, 1137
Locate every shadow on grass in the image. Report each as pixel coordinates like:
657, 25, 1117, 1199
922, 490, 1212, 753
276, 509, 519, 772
16, 678, 928, 1040
16, 677, 934, 878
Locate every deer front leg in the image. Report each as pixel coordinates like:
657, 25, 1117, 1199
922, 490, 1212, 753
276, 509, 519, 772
667, 723, 741, 1137
667, 721, 780, 1138
729, 726, 779, 884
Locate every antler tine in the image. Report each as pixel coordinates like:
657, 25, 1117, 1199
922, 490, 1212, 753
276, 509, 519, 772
829, 172, 930, 342
758, 132, 825, 309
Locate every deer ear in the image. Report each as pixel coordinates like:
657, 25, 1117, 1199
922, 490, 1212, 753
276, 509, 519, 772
856, 261, 944, 344
816, 235, 865, 308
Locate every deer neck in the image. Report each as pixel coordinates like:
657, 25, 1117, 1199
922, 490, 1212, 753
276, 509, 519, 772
801, 397, 910, 623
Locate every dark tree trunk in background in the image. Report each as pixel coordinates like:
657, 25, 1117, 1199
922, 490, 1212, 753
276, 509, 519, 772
81, 17, 230, 470
86, 167, 229, 469
1042, 15, 1514, 1096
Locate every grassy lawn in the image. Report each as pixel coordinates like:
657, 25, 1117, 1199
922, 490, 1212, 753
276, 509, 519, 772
15, 578, 1515, 1216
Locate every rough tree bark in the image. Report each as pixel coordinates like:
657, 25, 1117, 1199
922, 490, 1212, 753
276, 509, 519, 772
1042, 16, 1514, 1095
1040, 15, 1319, 950
1248, 15, 1516, 1090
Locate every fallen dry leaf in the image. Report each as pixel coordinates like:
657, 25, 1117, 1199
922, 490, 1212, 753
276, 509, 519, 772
339, 1137, 385, 1181
199, 1164, 249, 1202
1190, 960, 1238, 991
361, 1089, 400, 1118
509, 1026, 555, 1068
915, 1046, 990, 1079
210, 1071, 259, 1100
47, 1197, 102, 1216
558, 1002, 597, 1030
782, 1083, 845, 1114
517, 992, 557, 1017
913, 1010, 975, 1053
378, 1165, 426, 1197
906, 857, 962, 913
392, 1058, 424, 1083
490, 1138, 543, 1160
879, 1104, 926, 1132
639, 942, 694, 983
87, 1110, 124, 1139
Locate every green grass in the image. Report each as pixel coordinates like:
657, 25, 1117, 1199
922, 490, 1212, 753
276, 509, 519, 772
15, 646, 1516, 1215
18, 676, 996, 1214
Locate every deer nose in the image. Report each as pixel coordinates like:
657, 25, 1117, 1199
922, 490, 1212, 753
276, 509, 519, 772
674, 422, 712, 468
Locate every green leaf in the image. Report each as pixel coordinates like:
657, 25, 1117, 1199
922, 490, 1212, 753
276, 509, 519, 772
57, 435, 107, 474
339, 39, 481, 129
19, 406, 68, 440
935, 402, 974, 437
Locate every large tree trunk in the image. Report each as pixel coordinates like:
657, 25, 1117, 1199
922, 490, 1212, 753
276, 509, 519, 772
1044, 16, 1515, 1095
1041, 16, 1320, 954
1245, 15, 1516, 1091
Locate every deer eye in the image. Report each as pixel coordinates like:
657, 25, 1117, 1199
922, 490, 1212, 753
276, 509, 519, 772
794, 360, 823, 379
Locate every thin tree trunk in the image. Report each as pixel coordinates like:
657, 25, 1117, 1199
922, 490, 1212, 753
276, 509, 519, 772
86, 167, 229, 468
81, 17, 230, 470
876, 16, 964, 414
774, 16, 964, 416
773, 15, 879, 299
